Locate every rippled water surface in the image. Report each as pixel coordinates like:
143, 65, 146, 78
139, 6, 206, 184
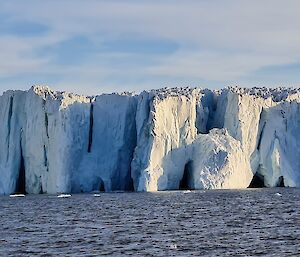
1, 188, 300, 256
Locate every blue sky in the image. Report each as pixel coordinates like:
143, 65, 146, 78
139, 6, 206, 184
1, 0, 300, 94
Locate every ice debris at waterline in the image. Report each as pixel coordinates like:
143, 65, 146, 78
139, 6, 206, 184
1, 85, 300, 195
9, 194, 25, 198
57, 194, 72, 198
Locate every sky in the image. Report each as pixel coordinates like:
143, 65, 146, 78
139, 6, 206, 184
1, 0, 300, 95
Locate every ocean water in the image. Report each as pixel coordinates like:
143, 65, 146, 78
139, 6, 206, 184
0, 188, 299, 256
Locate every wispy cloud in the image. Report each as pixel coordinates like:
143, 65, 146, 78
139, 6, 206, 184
1, 0, 300, 94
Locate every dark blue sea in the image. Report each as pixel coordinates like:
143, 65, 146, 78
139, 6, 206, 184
0, 188, 299, 256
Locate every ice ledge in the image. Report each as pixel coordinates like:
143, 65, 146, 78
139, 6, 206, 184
227, 86, 300, 102
3, 85, 300, 102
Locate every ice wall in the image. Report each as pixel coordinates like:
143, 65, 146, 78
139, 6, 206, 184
131, 88, 199, 191
1, 85, 300, 195
131, 88, 253, 191
11, 86, 91, 194
74, 93, 137, 193
0, 90, 26, 195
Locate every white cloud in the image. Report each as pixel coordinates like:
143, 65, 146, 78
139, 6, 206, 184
1, 0, 300, 93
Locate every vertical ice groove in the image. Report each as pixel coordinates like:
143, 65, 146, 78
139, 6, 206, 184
16, 138, 25, 194
256, 122, 266, 151
87, 102, 94, 153
45, 112, 49, 139
43, 145, 48, 171
6, 96, 13, 161
42, 99, 49, 139
7, 96, 13, 137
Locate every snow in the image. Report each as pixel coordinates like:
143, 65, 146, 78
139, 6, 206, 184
1, 85, 300, 195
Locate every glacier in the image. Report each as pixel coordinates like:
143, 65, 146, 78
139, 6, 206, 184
1, 85, 300, 195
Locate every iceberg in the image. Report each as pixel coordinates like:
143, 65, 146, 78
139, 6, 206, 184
1, 85, 300, 195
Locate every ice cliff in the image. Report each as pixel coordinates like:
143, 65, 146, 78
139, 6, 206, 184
1, 85, 300, 195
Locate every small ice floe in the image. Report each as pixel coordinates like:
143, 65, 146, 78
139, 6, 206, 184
169, 243, 177, 249
9, 194, 25, 198
93, 193, 101, 197
183, 190, 192, 194
57, 194, 71, 198
275, 192, 282, 196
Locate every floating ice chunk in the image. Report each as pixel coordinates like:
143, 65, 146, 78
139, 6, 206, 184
57, 194, 71, 198
169, 243, 177, 249
9, 194, 25, 197
93, 194, 101, 197
275, 192, 282, 196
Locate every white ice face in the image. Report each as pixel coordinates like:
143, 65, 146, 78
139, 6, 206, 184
1, 85, 300, 195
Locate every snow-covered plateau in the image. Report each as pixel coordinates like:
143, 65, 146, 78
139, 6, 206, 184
1, 85, 300, 195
